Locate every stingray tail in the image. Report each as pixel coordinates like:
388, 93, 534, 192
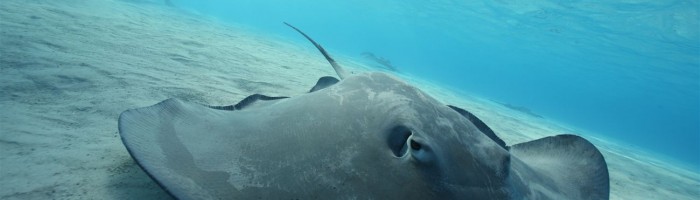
284, 22, 348, 79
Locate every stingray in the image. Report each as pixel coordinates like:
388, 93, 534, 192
118, 23, 609, 199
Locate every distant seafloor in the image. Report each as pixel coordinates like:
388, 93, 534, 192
0, 0, 698, 199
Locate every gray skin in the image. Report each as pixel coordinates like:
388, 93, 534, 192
118, 23, 609, 199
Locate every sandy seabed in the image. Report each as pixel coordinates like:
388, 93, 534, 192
0, 0, 698, 199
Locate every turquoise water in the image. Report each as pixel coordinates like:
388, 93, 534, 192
172, 0, 699, 169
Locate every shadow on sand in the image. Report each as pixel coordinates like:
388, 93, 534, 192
106, 158, 173, 200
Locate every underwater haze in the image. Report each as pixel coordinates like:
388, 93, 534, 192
173, 0, 700, 169
2, 0, 699, 198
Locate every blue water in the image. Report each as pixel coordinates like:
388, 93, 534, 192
172, 0, 699, 169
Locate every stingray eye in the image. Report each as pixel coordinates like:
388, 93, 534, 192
410, 139, 422, 150
409, 138, 435, 165
388, 126, 413, 157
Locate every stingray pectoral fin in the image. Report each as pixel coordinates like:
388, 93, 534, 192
119, 98, 238, 199
309, 76, 340, 92
447, 105, 506, 149
209, 94, 288, 111
510, 134, 609, 200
